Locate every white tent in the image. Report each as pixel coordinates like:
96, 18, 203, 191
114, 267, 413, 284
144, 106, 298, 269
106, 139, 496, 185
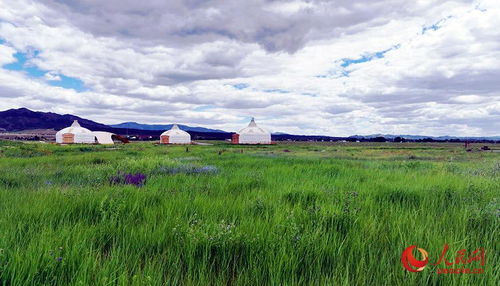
56, 120, 95, 144
93, 131, 115, 145
233, 118, 271, 144
160, 124, 191, 144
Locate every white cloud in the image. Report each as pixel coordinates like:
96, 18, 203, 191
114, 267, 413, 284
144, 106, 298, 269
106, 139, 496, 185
0, 0, 499, 136
43, 71, 61, 81
265, 1, 315, 15
0, 44, 16, 65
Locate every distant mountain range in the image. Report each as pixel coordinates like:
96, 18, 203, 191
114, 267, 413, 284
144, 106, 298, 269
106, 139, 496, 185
0, 108, 231, 140
0, 108, 498, 142
0, 108, 226, 133
110, 122, 227, 133
349, 134, 500, 141
0, 108, 110, 131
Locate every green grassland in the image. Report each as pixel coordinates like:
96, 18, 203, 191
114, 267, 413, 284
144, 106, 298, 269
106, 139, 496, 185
0, 141, 498, 285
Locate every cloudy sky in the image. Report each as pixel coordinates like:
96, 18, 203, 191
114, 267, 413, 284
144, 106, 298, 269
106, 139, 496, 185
0, 0, 499, 136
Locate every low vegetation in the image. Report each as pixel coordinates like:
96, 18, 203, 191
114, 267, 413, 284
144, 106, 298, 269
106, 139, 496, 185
0, 141, 498, 285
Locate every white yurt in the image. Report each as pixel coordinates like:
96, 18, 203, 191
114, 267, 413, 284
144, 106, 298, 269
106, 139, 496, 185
93, 131, 115, 145
160, 124, 191, 144
233, 118, 271, 144
56, 120, 95, 144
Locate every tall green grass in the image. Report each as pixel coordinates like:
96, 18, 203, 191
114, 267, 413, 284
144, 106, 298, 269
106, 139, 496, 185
0, 141, 498, 285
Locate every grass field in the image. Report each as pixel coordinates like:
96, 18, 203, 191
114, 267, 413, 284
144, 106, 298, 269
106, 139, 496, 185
0, 141, 498, 285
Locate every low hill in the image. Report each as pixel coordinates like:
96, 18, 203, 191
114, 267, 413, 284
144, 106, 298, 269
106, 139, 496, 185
110, 122, 226, 133
0, 108, 232, 140
0, 108, 110, 131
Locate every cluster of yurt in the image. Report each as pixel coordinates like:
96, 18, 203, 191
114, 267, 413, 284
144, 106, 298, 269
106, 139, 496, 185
157, 119, 272, 145
57, 118, 272, 145
55, 120, 124, 145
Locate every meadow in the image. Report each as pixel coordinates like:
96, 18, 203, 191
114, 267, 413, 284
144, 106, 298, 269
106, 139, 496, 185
0, 140, 498, 285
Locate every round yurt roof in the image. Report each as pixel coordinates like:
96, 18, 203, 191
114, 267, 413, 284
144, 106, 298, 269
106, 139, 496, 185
57, 120, 92, 135
161, 124, 190, 137
238, 118, 269, 135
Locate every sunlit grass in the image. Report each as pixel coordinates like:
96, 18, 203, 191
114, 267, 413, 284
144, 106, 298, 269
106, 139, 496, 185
0, 141, 498, 285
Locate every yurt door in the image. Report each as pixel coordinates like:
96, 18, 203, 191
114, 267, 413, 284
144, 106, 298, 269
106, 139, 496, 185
231, 134, 239, 144
62, 133, 75, 144
160, 135, 170, 144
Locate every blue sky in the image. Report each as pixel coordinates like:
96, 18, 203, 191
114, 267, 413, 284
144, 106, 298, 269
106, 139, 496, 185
2, 49, 87, 92
340, 45, 400, 68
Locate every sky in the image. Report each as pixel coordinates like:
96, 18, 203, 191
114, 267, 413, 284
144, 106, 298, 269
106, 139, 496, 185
0, 0, 499, 136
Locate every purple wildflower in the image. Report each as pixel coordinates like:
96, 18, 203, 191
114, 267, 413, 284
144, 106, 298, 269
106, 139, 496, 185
124, 173, 146, 187
109, 171, 147, 187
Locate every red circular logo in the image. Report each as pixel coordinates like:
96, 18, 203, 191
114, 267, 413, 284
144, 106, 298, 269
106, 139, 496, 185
401, 245, 429, 272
